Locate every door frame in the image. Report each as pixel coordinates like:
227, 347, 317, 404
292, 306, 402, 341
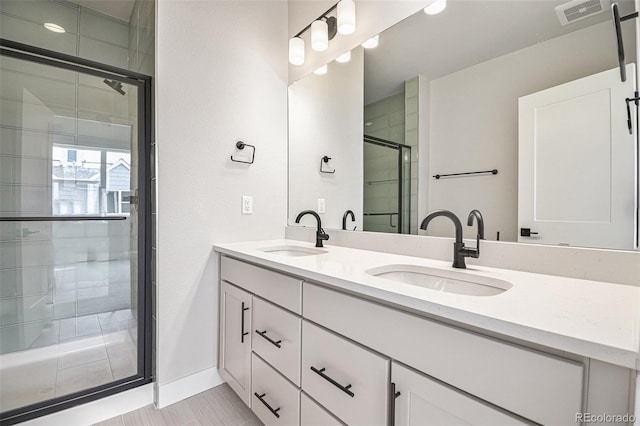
0, 38, 153, 425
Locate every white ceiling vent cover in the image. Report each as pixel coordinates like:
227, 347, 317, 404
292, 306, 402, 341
555, 0, 610, 25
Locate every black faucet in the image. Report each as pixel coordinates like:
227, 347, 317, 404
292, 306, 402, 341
467, 209, 484, 240
295, 210, 330, 248
420, 209, 479, 269
342, 210, 356, 230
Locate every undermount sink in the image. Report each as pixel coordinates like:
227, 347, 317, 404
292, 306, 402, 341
366, 264, 512, 296
259, 245, 327, 257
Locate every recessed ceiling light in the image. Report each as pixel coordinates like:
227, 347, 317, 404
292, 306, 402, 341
336, 51, 351, 63
361, 35, 379, 49
314, 64, 328, 75
44, 22, 66, 33
424, 0, 447, 15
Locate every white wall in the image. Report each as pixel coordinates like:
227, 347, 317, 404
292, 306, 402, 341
424, 21, 636, 242
156, 0, 288, 400
289, 47, 364, 231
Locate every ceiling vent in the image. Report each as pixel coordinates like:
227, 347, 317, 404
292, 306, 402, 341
555, 0, 610, 25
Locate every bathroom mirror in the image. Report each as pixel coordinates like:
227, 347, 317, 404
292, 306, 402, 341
288, 0, 639, 250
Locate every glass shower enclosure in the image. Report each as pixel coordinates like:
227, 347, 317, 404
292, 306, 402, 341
363, 135, 411, 234
0, 39, 152, 424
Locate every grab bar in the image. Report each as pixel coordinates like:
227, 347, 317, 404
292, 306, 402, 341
433, 169, 498, 179
0, 216, 127, 222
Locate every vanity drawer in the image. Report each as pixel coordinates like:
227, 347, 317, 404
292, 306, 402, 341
221, 256, 302, 314
300, 392, 344, 426
251, 353, 300, 426
252, 296, 302, 385
303, 282, 584, 425
301, 320, 389, 426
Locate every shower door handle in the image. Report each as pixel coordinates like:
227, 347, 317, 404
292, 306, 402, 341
21, 228, 40, 238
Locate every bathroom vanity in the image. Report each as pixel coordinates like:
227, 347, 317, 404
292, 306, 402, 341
214, 240, 639, 425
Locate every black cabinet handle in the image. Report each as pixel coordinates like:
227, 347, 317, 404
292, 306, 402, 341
255, 329, 282, 348
390, 382, 401, 426
310, 366, 355, 397
240, 302, 249, 343
254, 392, 281, 418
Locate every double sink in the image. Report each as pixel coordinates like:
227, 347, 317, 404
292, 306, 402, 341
259, 245, 512, 297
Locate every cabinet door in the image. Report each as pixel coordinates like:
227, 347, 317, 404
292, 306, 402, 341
392, 362, 526, 426
219, 281, 252, 405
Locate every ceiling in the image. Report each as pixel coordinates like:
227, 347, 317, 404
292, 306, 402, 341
364, 0, 636, 104
67, 0, 135, 22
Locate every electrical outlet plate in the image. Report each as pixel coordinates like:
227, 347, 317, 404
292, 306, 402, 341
317, 198, 326, 214
242, 196, 253, 214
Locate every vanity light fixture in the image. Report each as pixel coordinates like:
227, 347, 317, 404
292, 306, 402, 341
337, 0, 356, 35
314, 64, 328, 75
311, 20, 329, 51
288, 1, 356, 65
424, 0, 447, 15
289, 37, 305, 65
336, 51, 351, 63
361, 35, 379, 49
44, 22, 65, 33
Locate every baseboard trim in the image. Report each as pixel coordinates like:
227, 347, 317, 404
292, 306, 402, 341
23, 383, 153, 426
155, 367, 224, 409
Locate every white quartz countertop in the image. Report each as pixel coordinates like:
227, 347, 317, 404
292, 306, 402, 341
213, 239, 640, 370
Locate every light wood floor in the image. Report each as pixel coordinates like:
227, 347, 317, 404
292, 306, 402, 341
94, 384, 262, 426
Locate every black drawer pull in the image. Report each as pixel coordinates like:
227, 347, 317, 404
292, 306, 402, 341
310, 366, 355, 397
255, 329, 282, 348
254, 392, 281, 418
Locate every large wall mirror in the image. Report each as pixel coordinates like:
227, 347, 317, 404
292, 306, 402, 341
288, 0, 639, 251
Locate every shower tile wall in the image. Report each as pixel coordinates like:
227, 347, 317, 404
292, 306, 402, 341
363, 79, 419, 234
364, 92, 404, 233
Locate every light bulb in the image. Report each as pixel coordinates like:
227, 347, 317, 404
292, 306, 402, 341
44, 22, 65, 33
424, 0, 447, 15
289, 37, 305, 65
336, 51, 351, 63
361, 35, 379, 49
337, 0, 356, 35
311, 20, 328, 52
314, 64, 328, 75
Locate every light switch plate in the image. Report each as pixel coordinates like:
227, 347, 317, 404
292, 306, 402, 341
317, 198, 326, 213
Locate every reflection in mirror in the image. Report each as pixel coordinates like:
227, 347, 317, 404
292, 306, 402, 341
288, 0, 639, 251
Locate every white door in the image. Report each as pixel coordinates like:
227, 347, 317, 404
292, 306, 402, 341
392, 361, 526, 425
518, 65, 636, 249
219, 281, 252, 406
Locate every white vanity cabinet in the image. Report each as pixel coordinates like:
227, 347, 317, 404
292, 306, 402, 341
219, 280, 252, 405
218, 255, 635, 426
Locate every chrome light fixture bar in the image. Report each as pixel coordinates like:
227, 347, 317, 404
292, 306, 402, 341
288, 0, 357, 65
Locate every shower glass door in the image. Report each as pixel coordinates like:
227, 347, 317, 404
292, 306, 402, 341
0, 40, 151, 423
363, 136, 411, 234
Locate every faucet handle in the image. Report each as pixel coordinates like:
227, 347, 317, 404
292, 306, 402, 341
459, 235, 480, 259
318, 228, 330, 241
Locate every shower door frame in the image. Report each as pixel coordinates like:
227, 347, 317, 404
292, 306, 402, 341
0, 39, 153, 425
363, 135, 412, 234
